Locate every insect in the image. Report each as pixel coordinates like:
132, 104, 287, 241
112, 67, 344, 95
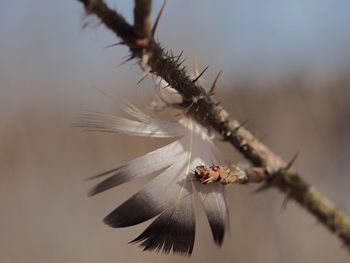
194, 164, 248, 185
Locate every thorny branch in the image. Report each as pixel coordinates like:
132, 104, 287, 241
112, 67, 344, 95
76, 0, 350, 251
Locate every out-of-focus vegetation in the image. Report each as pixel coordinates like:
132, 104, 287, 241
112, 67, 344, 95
1, 74, 350, 262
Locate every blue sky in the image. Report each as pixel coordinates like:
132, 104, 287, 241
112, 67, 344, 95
1, 0, 350, 84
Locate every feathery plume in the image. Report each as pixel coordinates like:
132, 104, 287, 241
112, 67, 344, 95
79, 102, 228, 256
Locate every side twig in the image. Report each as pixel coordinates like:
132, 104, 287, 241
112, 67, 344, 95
134, 0, 151, 47
75, 0, 350, 250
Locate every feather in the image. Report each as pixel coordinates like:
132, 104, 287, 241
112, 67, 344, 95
78, 112, 183, 138
78, 102, 185, 138
130, 179, 195, 256
104, 154, 187, 227
88, 140, 184, 196
193, 181, 227, 246
81, 103, 229, 255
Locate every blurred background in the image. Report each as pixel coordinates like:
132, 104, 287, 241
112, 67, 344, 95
1, 0, 350, 262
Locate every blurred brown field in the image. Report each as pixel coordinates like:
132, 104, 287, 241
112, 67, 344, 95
1, 76, 350, 263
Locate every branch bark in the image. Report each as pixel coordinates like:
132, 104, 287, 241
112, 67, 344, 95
134, 0, 151, 42
75, 0, 350, 250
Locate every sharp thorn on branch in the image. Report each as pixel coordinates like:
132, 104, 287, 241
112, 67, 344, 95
209, 70, 222, 95
285, 152, 299, 171
177, 58, 187, 68
240, 119, 250, 127
192, 65, 209, 84
81, 20, 90, 31
281, 191, 291, 210
121, 53, 132, 60
104, 42, 125, 49
137, 72, 150, 85
119, 55, 135, 66
175, 50, 184, 64
152, 0, 167, 37
253, 182, 272, 194
170, 50, 174, 60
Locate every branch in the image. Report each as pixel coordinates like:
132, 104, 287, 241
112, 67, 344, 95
134, 0, 152, 47
75, 0, 350, 250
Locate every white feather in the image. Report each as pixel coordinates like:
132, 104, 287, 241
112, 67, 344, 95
81, 103, 228, 255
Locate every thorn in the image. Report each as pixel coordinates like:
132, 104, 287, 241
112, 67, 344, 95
104, 42, 124, 49
253, 182, 272, 194
81, 20, 90, 31
137, 72, 150, 85
119, 55, 135, 66
209, 70, 222, 95
285, 152, 299, 170
152, 0, 167, 36
192, 65, 209, 83
121, 53, 131, 60
241, 119, 250, 127
175, 50, 184, 64
281, 192, 291, 210
176, 57, 187, 68
170, 50, 174, 60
